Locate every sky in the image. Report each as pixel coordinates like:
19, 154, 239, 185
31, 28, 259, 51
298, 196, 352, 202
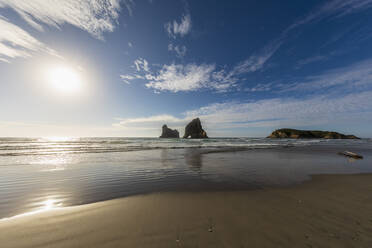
1, 0, 372, 138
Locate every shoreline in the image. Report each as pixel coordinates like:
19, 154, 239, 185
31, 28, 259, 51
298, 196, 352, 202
1, 173, 372, 247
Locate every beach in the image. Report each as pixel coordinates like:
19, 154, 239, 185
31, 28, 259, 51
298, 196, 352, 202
1, 138, 372, 247
1, 173, 372, 248
1, 138, 372, 219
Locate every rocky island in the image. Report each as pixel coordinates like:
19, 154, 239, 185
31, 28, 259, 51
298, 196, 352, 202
159, 125, 179, 138
268, 128, 360, 139
159, 118, 208, 138
183, 118, 208, 139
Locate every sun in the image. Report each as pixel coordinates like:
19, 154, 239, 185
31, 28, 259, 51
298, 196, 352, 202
47, 66, 82, 94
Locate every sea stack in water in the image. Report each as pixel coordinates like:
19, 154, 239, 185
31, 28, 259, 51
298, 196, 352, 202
159, 125, 179, 138
183, 118, 208, 139
267, 128, 360, 139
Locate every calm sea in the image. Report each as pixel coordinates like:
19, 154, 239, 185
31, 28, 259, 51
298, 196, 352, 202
0, 137, 371, 219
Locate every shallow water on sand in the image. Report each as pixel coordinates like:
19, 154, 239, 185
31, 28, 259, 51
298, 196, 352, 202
0, 137, 371, 218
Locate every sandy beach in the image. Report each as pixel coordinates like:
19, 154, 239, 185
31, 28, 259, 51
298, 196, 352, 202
1, 173, 372, 248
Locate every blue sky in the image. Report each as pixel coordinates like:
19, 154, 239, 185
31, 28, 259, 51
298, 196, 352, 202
1, 0, 372, 137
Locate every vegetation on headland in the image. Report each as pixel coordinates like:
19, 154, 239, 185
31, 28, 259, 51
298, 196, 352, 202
268, 128, 360, 139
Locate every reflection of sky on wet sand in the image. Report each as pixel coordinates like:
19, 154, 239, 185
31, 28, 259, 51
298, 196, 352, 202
0, 144, 371, 219
184, 149, 203, 172
0, 196, 63, 221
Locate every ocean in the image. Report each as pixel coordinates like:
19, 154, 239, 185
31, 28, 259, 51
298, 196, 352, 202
1, 137, 371, 219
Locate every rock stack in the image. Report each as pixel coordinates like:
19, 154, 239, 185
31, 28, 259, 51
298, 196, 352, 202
159, 125, 179, 138
183, 118, 208, 139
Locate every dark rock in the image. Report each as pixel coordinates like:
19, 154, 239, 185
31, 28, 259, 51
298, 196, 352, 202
159, 125, 179, 138
183, 118, 208, 139
267, 128, 360, 139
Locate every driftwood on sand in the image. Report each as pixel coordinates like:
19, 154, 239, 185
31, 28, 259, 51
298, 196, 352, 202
338, 151, 363, 159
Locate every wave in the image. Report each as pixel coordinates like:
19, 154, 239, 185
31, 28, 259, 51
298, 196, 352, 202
0, 137, 369, 157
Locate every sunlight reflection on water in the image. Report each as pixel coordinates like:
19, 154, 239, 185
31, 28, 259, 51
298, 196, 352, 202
0, 138, 371, 219
31, 155, 73, 166
0, 196, 63, 221
38, 137, 77, 142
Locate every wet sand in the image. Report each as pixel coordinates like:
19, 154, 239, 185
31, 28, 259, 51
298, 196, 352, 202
1, 173, 372, 248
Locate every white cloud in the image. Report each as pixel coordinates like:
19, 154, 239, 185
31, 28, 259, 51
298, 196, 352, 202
6, 90, 372, 137
239, 58, 372, 96
288, 0, 372, 32
123, 0, 135, 17
119, 0, 372, 93
113, 91, 372, 136
245, 83, 273, 92
128, 41, 133, 48
134, 58, 149, 72
0, 17, 56, 62
145, 63, 240, 93
188, 91, 372, 129
296, 55, 328, 67
236, 0, 372, 73
282, 59, 372, 92
120, 49, 372, 94
120, 58, 238, 92
168, 43, 187, 57
0, 57, 10, 63
116, 114, 186, 129
113, 114, 187, 136
165, 14, 191, 38
0, 0, 130, 62
323, 0, 372, 17
0, 0, 125, 39
232, 39, 282, 74
146, 63, 216, 92
228, 0, 372, 74
120, 74, 136, 84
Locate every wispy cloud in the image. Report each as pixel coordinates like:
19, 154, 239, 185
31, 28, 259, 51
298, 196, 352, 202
0, 17, 56, 62
296, 55, 329, 68
115, 114, 186, 129
282, 59, 372, 93
239, 0, 372, 73
134, 58, 149, 72
168, 43, 187, 58
231, 38, 283, 74
122, 0, 372, 93
122, 41, 372, 94
115, 91, 372, 136
165, 14, 191, 39
146, 36, 281, 91
120, 58, 238, 92
120, 74, 136, 84
145, 63, 217, 92
244, 83, 273, 92
288, 0, 372, 31
0, 0, 126, 39
0, 0, 130, 62
123, 0, 135, 17
185, 91, 372, 131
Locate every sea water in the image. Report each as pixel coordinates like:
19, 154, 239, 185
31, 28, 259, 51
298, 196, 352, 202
0, 137, 371, 219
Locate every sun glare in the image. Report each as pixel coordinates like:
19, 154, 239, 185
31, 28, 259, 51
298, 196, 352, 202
47, 66, 82, 94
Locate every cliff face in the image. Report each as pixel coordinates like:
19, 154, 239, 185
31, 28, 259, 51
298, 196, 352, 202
267, 128, 360, 139
183, 118, 208, 139
159, 125, 179, 138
